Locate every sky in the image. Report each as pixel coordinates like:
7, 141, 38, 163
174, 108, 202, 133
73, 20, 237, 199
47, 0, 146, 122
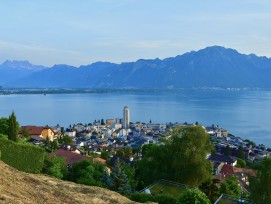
0, 0, 271, 66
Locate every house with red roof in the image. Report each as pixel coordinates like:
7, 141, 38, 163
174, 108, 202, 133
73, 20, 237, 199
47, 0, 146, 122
219, 163, 256, 193
19, 126, 55, 141
52, 149, 106, 167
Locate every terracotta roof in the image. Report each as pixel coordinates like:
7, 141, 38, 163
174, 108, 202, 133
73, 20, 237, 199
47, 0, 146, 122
52, 149, 105, 165
220, 164, 256, 177
220, 164, 235, 174
233, 167, 257, 177
93, 157, 106, 164
19, 126, 44, 135
52, 149, 91, 165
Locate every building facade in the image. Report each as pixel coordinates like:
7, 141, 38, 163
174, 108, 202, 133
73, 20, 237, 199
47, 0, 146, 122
123, 106, 130, 129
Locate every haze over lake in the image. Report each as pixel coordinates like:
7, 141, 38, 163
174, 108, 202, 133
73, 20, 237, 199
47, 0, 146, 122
1, 90, 271, 147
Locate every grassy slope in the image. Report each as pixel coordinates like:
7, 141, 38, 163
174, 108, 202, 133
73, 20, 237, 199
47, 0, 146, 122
0, 161, 139, 204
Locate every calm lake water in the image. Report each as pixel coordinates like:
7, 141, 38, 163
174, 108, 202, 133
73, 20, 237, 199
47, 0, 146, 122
1, 90, 271, 146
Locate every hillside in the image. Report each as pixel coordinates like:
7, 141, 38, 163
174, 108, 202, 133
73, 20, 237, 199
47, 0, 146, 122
2, 46, 271, 89
0, 60, 46, 85
0, 161, 139, 204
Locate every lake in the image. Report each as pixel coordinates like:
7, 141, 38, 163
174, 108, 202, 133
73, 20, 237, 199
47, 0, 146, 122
1, 90, 271, 147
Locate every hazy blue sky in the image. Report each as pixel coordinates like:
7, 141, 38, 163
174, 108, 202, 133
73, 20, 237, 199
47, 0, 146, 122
0, 0, 270, 66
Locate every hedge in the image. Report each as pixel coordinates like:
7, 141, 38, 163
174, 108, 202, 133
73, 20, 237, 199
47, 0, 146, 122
0, 136, 45, 173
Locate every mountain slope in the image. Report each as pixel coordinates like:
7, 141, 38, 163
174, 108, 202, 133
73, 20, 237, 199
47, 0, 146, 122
0, 60, 47, 85
0, 161, 138, 204
3, 46, 271, 89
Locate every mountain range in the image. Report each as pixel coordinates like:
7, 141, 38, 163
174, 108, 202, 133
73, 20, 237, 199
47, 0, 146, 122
1, 46, 271, 89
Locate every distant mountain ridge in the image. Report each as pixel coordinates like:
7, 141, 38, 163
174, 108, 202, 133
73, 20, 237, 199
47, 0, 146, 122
2, 46, 271, 89
0, 60, 47, 85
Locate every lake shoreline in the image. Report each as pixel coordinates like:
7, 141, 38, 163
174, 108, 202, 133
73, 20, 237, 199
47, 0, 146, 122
0, 87, 269, 95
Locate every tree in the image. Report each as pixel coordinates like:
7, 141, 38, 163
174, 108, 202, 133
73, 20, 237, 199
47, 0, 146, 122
50, 140, 59, 151
0, 117, 9, 135
138, 126, 213, 186
101, 150, 109, 160
237, 146, 245, 160
237, 158, 246, 168
250, 158, 271, 204
219, 175, 241, 197
116, 147, 133, 159
22, 129, 30, 139
178, 188, 211, 204
42, 155, 67, 179
121, 162, 137, 191
61, 135, 74, 145
8, 111, 19, 142
224, 145, 231, 156
109, 159, 132, 195
141, 144, 155, 157
199, 179, 220, 203
67, 159, 104, 186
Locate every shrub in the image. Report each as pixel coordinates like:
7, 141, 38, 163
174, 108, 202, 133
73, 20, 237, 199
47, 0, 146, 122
42, 154, 67, 179
178, 188, 211, 204
0, 136, 45, 173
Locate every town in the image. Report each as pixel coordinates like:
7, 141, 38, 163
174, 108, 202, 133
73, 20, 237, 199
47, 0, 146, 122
1, 106, 271, 203
19, 106, 271, 162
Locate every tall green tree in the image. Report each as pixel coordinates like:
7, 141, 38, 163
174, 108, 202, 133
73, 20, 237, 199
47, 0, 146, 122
250, 158, 271, 204
8, 111, 19, 142
138, 126, 213, 186
121, 162, 137, 191
109, 159, 132, 195
219, 175, 241, 197
237, 146, 245, 160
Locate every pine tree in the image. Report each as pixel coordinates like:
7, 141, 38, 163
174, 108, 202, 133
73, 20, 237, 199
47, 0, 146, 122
8, 111, 18, 142
110, 159, 132, 195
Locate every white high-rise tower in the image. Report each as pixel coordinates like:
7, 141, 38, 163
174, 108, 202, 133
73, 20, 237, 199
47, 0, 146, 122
123, 106, 130, 129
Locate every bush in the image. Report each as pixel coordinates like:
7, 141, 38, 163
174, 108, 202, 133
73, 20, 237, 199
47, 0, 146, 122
42, 154, 67, 179
178, 188, 211, 204
0, 136, 45, 173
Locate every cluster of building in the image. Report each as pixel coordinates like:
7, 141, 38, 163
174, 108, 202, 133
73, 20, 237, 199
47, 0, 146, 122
206, 125, 271, 161
18, 106, 167, 165
18, 106, 271, 193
